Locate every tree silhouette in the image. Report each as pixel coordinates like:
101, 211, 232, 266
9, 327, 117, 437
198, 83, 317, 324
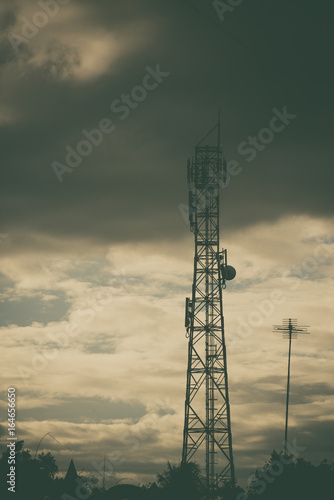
156, 461, 205, 500
1, 443, 333, 500
216, 480, 245, 500
0, 440, 58, 500
38, 452, 58, 479
246, 451, 334, 500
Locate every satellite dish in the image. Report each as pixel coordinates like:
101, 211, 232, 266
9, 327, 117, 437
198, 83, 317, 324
221, 265, 236, 281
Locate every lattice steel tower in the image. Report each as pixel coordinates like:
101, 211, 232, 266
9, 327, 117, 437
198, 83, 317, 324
182, 117, 236, 494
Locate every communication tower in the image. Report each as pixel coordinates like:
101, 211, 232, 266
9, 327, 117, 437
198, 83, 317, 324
182, 116, 236, 494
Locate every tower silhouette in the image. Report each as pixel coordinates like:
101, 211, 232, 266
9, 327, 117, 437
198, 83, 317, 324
182, 117, 236, 494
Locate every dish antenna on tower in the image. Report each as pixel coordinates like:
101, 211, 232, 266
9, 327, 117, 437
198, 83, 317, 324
219, 249, 236, 288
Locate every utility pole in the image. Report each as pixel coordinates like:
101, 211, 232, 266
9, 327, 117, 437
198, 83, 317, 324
273, 318, 310, 455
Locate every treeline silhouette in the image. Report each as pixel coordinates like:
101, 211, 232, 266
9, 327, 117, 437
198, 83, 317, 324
0, 441, 333, 499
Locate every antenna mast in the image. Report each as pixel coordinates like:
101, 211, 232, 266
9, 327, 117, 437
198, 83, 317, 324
273, 318, 310, 455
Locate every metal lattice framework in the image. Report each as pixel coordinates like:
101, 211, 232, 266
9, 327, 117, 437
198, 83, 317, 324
182, 121, 235, 493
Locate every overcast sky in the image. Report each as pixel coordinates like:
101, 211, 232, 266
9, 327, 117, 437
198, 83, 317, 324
0, 0, 333, 490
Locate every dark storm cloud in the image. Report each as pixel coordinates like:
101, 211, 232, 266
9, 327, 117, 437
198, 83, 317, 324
0, 291, 70, 326
0, 271, 14, 288
0, 6, 19, 65
38, 397, 145, 423
231, 377, 334, 407
1, 0, 333, 247
10, 394, 146, 423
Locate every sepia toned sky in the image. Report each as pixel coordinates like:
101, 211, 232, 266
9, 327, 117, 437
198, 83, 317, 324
0, 0, 333, 489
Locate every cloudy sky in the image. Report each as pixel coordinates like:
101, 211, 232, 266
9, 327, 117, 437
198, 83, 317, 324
0, 0, 333, 489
